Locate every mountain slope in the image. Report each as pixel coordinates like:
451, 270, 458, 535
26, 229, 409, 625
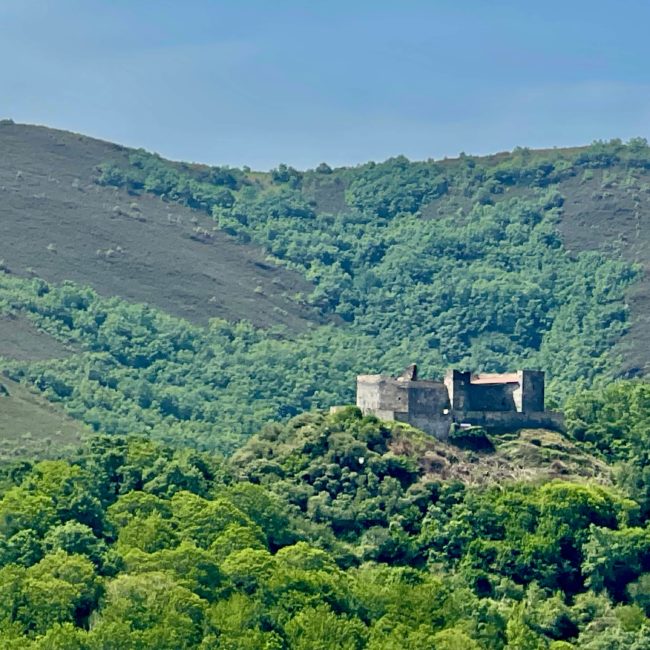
96, 139, 646, 384
303, 150, 650, 377
4, 122, 647, 380
0, 313, 75, 361
1, 124, 649, 454
556, 170, 650, 377
0, 121, 321, 331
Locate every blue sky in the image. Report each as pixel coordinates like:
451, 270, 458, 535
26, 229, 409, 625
1, 0, 649, 169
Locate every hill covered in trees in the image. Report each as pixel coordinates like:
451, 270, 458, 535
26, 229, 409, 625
1, 124, 650, 452
0, 397, 650, 648
94, 134, 650, 381
0, 121, 650, 452
2, 123, 650, 646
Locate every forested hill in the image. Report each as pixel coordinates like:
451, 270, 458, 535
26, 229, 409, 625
94, 132, 650, 380
1, 399, 650, 647
3, 122, 650, 647
1, 121, 650, 453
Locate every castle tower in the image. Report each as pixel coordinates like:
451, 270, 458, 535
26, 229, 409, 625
444, 369, 471, 411
515, 369, 545, 413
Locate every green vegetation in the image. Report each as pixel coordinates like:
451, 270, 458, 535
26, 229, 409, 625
2, 129, 650, 644
1, 139, 647, 455
0, 273, 372, 453
98, 140, 647, 395
0, 402, 649, 648
566, 380, 650, 517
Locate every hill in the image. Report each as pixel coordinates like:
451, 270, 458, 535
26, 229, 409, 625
1, 121, 650, 649
91, 134, 650, 382
0, 399, 647, 648
1, 123, 649, 454
0, 121, 321, 331
300, 147, 650, 379
232, 407, 610, 492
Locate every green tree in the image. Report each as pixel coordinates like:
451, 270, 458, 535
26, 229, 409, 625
89, 572, 206, 649
283, 604, 367, 650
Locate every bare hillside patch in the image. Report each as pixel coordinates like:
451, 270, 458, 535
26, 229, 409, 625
0, 314, 75, 361
389, 425, 610, 487
0, 122, 321, 330
0, 377, 89, 461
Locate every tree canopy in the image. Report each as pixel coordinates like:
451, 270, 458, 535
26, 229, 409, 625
0, 401, 647, 646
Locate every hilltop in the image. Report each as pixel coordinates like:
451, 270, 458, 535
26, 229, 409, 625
232, 407, 610, 492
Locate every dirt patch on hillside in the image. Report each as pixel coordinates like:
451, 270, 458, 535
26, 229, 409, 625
0, 314, 75, 361
0, 122, 323, 331
389, 425, 610, 487
0, 376, 89, 461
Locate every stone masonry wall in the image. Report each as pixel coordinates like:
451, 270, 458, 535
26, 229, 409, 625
459, 410, 565, 432
357, 368, 564, 440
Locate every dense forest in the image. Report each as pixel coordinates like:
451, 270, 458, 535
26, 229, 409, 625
2, 133, 650, 646
0, 398, 649, 647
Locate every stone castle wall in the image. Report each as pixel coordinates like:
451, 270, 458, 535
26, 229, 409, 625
460, 410, 565, 432
357, 366, 564, 440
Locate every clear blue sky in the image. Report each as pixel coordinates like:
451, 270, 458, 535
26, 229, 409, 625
2, 0, 649, 169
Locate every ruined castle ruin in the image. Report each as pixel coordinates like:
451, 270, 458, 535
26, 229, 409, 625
356, 364, 564, 439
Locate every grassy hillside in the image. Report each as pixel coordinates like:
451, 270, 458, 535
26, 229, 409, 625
0, 313, 74, 361
0, 313, 87, 460
0, 377, 89, 461
0, 121, 320, 331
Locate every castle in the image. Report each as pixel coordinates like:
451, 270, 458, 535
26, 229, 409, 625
356, 364, 564, 439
